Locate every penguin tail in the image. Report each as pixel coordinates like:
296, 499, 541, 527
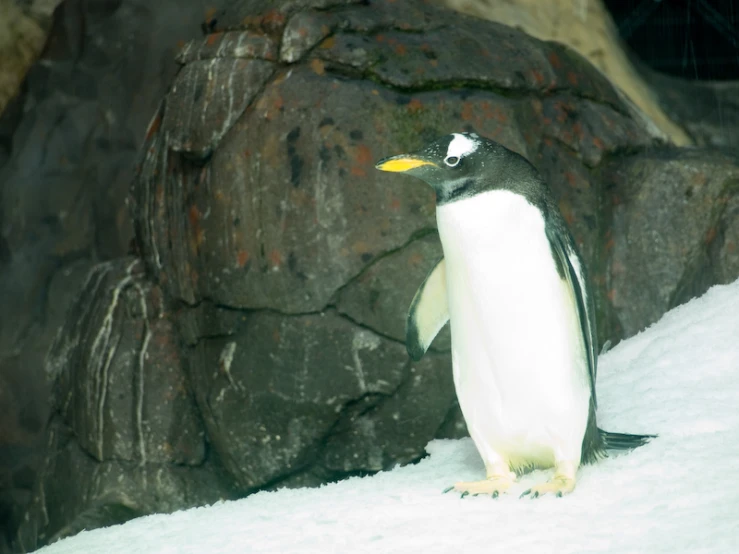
598, 429, 656, 450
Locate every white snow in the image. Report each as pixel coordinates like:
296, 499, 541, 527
36, 280, 739, 554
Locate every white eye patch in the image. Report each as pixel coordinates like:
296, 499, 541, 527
445, 133, 478, 166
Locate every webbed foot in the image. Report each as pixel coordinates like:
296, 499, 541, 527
445, 473, 515, 498
520, 461, 577, 499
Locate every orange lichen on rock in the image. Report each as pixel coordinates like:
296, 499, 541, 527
268, 249, 282, 268
548, 51, 562, 69
237, 250, 250, 268
310, 59, 326, 75
461, 102, 475, 122
354, 144, 373, 165
705, 227, 717, 245
320, 36, 336, 49
407, 98, 423, 113
206, 33, 222, 46
145, 114, 162, 141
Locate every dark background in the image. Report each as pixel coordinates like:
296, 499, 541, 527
605, 0, 738, 80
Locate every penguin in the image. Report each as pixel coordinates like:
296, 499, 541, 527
375, 132, 653, 498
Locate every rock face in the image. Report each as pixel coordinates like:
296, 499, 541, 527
644, 69, 739, 150
436, 0, 691, 146
0, 1, 240, 550
601, 149, 739, 338
15, 258, 233, 551
4, 0, 739, 551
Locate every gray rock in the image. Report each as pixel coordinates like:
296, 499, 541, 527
336, 231, 451, 351
14, 258, 230, 551
320, 351, 458, 473
161, 58, 276, 159
1, 0, 232, 545
601, 148, 739, 338
47, 258, 205, 465
641, 63, 739, 151
186, 308, 458, 488
15, 418, 232, 552
131, 0, 664, 326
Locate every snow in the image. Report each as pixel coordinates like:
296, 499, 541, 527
36, 280, 739, 554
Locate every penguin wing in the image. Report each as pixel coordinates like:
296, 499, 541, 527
406, 258, 449, 361
546, 229, 599, 407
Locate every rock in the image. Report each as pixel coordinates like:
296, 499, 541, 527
436, 0, 691, 146
319, 350, 459, 473
14, 418, 232, 552
134, 65, 440, 312
14, 258, 232, 551
186, 308, 457, 488
133, 4, 661, 319
0, 256, 95, 552
46, 258, 205, 464
642, 67, 739, 150
0, 1, 241, 547
336, 232, 451, 351
601, 148, 739, 338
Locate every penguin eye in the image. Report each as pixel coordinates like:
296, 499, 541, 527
444, 156, 460, 167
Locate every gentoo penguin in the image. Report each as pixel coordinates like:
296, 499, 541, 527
375, 132, 652, 498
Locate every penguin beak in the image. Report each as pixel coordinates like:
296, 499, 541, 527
375, 154, 438, 173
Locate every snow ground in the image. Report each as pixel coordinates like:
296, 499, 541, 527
37, 280, 739, 554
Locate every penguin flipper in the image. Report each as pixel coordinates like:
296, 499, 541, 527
546, 226, 598, 407
406, 258, 449, 361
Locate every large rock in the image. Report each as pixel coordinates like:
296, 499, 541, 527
132, 1, 662, 325
0, 257, 95, 554
184, 308, 456, 488
437, 0, 690, 146
15, 258, 233, 551
0, 0, 239, 547
600, 148, 739, 337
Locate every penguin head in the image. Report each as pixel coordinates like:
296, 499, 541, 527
375, 132, 518, 204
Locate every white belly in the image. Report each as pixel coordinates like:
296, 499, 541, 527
436, 190, 590, 469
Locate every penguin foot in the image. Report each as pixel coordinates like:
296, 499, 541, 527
519, 475, 576, 499
449, 475, 514, 498
520, 460, 577, 498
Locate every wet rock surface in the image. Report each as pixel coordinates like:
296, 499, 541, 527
2, 0, 738, 550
